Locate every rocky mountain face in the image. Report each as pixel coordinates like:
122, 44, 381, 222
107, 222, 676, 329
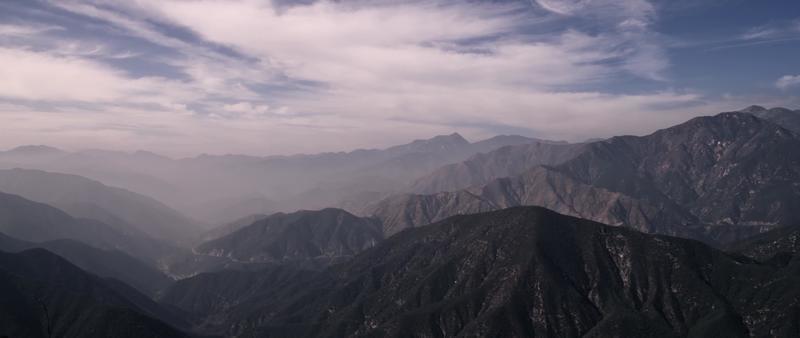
0, 233, 172, 297
195, 208, 383, 266
727, 224, 800, 262
162, 207, 800, 337
0, 168, 201, 242
0, 191, 176, 265
367, 190, 496, 236
0, 249, 188, 338
159, 265, 329, 335
371, 112, 800, 244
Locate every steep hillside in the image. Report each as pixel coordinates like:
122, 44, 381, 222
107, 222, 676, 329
373, 112, 800, 244
0, 249, 187, 338
195, 208, 383, 265
0, 168, 201, 242
164, 207, 800, 337
0, 191, 176, 265
0, 233, 172, 297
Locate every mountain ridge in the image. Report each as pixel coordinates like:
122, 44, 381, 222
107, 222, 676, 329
163, 206, 800, 337
370, 111, 800, 244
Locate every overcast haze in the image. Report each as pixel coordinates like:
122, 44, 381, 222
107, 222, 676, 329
1, 0, 799, 156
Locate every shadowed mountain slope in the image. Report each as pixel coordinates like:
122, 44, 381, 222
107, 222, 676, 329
163, 207, 800, 337
0, 168, 201, 242
727, 224, 800, 262
0, 191, 176, 265
195, 208, 383, 265
0, 233, 172, 297
0, 249, 188, 338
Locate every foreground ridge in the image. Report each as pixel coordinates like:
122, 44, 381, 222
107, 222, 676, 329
163, 206, 800, 337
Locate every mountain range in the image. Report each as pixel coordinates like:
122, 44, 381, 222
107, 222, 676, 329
0, 133, 550, 222
161, 207, 800, 337
368, 111, 800, 245
1, 106, 799, 337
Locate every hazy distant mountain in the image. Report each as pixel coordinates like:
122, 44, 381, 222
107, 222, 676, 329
383, 132, 471, 155
411, 141, 588, 194
0, 233, 172, 297
740, 105, 800, 133
0, 145, 65, 158
371, 112, 800, 244
472, 134, 567, 151
197, 213, 270, 244
185, 194, 275, 226
0, 133, 549, 222
0, 168, 201, 242
195, 208, 383, 265
0, 191, 176, 264
163, 207, 800, 337
0, 249, 188, 338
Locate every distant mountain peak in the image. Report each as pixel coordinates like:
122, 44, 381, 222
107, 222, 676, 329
740, 105, 767, 113
387, 132, 471, 154
6, 145, 63, 154
432, 132, 469, 143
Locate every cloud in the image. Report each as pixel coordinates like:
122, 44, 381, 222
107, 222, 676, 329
776, 75, 800, 90
0, 0, 736, 155
221, 102, 282, 119
0, 23, 62, 37
533, 0, 588, 15
741, 27, 778, 41
0, 47, 147, 101
713, 19, 800, 50
535, 0, 655, 23
532, 0, 665, 80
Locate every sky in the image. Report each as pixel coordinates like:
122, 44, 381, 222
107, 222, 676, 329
0, 0, 798, 156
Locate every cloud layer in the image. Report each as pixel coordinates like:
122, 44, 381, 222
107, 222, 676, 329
0, 0, 794, 155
